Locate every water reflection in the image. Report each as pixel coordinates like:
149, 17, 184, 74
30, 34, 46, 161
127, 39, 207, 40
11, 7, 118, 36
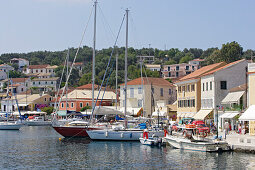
0, 126, 254, 169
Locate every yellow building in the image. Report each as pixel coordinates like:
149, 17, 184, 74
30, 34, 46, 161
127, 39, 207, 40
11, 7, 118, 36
175, 62, 226, 121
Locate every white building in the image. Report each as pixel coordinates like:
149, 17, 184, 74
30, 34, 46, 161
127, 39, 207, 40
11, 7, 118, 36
198, 59, 248, 123
0, 64, 14, 73
0, 78, 30, 92
145, 64, 161, 72
10, 58, 29, 70
119, 77, 176, 116
0, 71, 7, 80
23, 65, 57, 77
31, 77, 60, 92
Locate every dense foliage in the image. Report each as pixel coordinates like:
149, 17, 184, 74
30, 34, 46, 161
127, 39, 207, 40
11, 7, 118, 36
1, 41, 254, 88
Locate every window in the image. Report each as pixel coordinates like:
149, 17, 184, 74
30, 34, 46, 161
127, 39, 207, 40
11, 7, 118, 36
168, 66, 170, 71
176, 72, 179, 77
187, 85, 190, 92
206, 82, 208, 91
49, 97, 51, 101
130, 88, 134, 98
71, 102, 74, 108
203, 83, 205, 91
176, 66, 179, 70
86, 103, 89, 106
192, 65, 195, 70
51, 81, 53, 84
80, 102, 83, 108
39, 82, 41, 85
21, 88, 23, 92
210, 82, 212, 90
67, 103, 69, 108
138, 87, 142, 94
182, 86, 185, 92
178, 86, 181, 93
152, 88, 154, 94
169, 89, 172, 95
138, 99, 142, 107
220, 81, 227, 90
45, 81, 47, 84
191, 84, 195, 91
44, 98, 47, 101
185, 66, 189, 70
61, 103, 64, 108
188, 100, 190, 107
41, 70, 43, 72
36, 70, 38, 73
49, 70, 51, 73
160, 88, 163, 96
168, 72, 171, 77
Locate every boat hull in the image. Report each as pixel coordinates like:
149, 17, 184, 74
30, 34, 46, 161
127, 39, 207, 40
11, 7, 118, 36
164, 135, 230, 152
26, 121, 52, 126
87, 130, 164, 141
0, 123, 22, 130
53, 126, 103, 138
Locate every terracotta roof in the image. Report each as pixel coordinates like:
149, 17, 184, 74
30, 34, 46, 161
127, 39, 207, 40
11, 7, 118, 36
191, 59, 205, 62
229, 84, 246, 92
11, 78, 29, 83
28, 65, 49, 69
77, 84, 113, 91
120, 77, 174, 86
74, 62, 83, 66
179, 62, 226, 81
202, 59, 246, 76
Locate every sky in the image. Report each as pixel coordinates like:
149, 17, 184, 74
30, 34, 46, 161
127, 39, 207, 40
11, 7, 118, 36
1, 0, 255, 54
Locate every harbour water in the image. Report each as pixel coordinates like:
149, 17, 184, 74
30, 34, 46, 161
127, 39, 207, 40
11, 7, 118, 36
0, 126, 255, 169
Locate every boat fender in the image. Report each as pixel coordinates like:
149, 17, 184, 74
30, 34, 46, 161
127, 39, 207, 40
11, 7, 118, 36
203, 131, 207, 138
105, 131, 108, 137
130, 133, 132, 138
121, 133, 124, 138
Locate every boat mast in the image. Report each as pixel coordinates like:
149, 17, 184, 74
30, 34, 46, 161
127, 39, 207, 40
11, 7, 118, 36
140, 57, 144, 117
124, 8, 129, 129
92, 0, 97, 121
66, 48, 69, 115
115, 50, 118, 111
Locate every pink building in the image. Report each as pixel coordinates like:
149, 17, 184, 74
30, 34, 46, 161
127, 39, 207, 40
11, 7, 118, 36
162, 63, 199, 80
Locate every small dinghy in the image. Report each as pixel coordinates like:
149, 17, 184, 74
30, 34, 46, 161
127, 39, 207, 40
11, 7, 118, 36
139, 136, 163, 146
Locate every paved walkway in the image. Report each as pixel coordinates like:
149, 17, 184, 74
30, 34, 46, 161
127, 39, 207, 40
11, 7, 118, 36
223, 132, 255, 151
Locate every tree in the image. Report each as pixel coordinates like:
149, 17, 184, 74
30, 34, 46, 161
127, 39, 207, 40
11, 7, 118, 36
179, 54, 193, 64
164, 59, 176, 65
205, 49, 221, 65
219, 41, 243, 63
80, 106, 92, 112
42, 106, 54, 115
79, 72, 92, 85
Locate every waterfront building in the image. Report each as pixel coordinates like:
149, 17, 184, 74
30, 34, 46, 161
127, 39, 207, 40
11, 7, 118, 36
239, 63, 255, 135
220, 84, 247, 130
10, 58, 29, 71
1, 94, 52, 113
119, 77, 176, 117
51, 88, 116, 112
175, 62, 226, 121
162, 63, 199, 80
0, 64, 14, 73
199, 59, 248, 124
31, 77, 60, 92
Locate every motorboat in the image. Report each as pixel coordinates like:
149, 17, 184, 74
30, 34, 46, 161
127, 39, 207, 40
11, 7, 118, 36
0, 121, 22, 130
139, 136, 163, 146
26, 116, 52, 126
164, 124, 230, 152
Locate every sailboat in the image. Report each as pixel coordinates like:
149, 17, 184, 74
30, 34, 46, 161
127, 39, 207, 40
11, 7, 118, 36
52, 0, 106, 137
87, 9, 164, 141
0, 75, 22, 130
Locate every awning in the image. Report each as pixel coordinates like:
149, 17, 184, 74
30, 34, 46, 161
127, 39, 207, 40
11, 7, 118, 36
193, 109, 212, 120
152, 111, 166, 117
239, 105, 255, 121
185, 113, 195, 118
177, 113, 184, 118
221, 91, 245, 104
220, 112, 239, 119
18, 103, 29, 107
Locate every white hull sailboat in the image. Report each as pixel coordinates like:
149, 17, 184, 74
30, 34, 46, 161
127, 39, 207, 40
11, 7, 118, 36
0, 122, 22, 130
87, 129, 164, 141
